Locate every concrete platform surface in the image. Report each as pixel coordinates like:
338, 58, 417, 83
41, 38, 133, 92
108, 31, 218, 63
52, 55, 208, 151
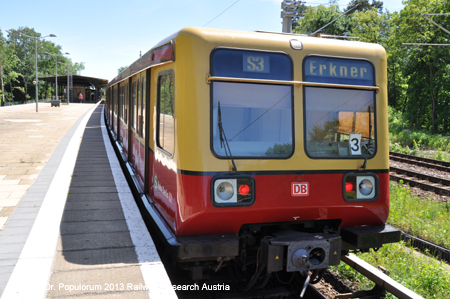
0, 103, 176, 298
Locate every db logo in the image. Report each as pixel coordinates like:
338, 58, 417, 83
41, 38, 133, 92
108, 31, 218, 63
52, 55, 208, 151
292, 182, 309, 196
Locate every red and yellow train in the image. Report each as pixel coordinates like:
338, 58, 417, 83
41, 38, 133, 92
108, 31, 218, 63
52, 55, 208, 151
105, 27, 400, 289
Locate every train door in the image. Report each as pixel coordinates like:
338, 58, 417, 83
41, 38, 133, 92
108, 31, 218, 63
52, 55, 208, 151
128, 73, 146, 190
136, 74, 146, 188
144, 69, 150, 194
112, 85, 118, 136
151, 68, 176, 223
117, 84, 122, 143
122, 80, 129, 159
130, 79, 137, 168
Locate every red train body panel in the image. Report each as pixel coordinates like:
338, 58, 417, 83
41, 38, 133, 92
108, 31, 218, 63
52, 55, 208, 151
105, 27, 400, 284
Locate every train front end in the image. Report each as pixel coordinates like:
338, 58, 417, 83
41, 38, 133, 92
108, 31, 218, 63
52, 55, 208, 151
158, 28, 401, 284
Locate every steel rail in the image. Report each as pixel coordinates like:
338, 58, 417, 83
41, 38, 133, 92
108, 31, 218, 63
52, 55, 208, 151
390, 151, 450, 169
390, 166, 450, 186
390, 154, 450, 172
389, 172, 450, 196
305, 284, 328, 299
341, 253, 424, 299
401, 232, 450, 265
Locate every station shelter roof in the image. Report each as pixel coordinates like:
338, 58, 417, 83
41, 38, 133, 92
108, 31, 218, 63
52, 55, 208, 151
38, 75, 109, 89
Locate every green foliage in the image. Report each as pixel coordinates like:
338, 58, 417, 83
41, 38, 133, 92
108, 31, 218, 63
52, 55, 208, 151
389, 106, 450, 154
0, 27, 84, 103
333, 242, 450, 298
294, 0, 450, 135
117, 65, 128, 74
345, 0, 383, 13
293, 4, 354, 36
389, 181, 450, 248
351, 8, 391, 44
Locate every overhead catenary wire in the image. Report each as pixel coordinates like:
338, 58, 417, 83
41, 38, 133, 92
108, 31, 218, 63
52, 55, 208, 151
203, 0, 240, 27
298, 1, 351, 5
399, 1, 450, 46
403, 43, 450, 46
311, 4, 359, 35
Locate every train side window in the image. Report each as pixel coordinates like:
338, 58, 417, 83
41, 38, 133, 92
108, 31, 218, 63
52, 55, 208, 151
157, 71, 175, 155
132, 80, 137, 130
124, 82, 128, 125
141, 76, 146, 138
119, 85, 123, 121
137, 79, 141, 136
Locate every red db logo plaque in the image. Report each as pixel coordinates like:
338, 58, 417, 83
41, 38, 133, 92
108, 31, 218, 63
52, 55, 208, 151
292, 182, 309, 196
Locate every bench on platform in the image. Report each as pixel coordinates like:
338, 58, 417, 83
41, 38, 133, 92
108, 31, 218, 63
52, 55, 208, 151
50, 100, 61, 107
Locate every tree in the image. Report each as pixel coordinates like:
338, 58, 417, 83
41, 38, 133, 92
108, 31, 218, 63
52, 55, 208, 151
293, 4, 354, 36
0, 29, 5, 106
1, 27, 85, 103
345, 0, 383, 13
7, 27, 40, 102
0, 29, 23, 104
117, 65, 128, 74
351, 8, 390, 44
392, 0, 450, 133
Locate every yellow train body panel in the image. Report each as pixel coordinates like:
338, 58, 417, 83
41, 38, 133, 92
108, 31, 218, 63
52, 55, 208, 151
167, 27, 388, 173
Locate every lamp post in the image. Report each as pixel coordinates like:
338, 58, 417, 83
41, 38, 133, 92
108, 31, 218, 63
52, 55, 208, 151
12, 31, 56, 112
44, 52, 70, 102
57, 61, 71, 104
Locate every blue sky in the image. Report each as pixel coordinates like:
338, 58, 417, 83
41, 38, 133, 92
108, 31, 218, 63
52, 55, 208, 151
1, 0, 404, 82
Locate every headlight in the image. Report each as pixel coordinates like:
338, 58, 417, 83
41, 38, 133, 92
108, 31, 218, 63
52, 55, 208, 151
215, 180, 236, 202
357, 176, 376, 199
343, 174, 378, 202
212, 175, 255, 207
358, 179, 373, 196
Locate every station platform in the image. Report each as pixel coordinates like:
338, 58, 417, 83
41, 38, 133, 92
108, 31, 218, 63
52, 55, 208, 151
0, 103, 176, 298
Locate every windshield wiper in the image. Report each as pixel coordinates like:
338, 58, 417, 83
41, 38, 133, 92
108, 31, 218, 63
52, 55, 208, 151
218, 101, 237, 172
360, 105, 372, 170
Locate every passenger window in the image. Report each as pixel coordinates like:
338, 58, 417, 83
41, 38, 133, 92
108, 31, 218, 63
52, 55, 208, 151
157, 72, 175, 155
132, 80, 136, 130
124, 82, 128, 125
141, 76, 146, 138
137, 79, 141, 136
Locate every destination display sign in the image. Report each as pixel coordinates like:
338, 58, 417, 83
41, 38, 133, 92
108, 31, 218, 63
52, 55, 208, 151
212, 49, 292, 81
304, 56, 374, 86
243, 54, 270, 74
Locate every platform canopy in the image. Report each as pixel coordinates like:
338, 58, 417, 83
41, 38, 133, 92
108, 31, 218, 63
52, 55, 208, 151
38, 75, 108, 88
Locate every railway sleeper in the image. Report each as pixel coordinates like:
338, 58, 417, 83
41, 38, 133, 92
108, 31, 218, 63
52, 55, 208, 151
335, 284, 385, 299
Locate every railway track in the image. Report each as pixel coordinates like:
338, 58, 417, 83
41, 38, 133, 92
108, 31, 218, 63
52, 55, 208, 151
389, 151, 450, 196
389, 151, 450, 264
339, 254, 423, 299
390, 151, 450, 171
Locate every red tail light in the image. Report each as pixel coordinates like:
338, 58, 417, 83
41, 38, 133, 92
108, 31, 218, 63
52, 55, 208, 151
345, 182, 354, 192
239, 184, 250, 196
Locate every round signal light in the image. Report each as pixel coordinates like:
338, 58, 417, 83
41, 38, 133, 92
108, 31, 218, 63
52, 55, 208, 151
238, 184, 250, 196
359, 179, 374, 196
216, 182, 234, 201
345, 182, 353, 192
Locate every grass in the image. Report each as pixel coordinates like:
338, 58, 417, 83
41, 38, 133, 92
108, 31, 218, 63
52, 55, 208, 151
389, 106, 450, 162
389, 181, 450, 248
332, 242, 450, 299
389, 107, 450, 152
332, 181, 450, 298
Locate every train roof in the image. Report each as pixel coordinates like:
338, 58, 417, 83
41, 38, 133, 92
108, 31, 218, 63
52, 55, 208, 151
107, 27, 385, 89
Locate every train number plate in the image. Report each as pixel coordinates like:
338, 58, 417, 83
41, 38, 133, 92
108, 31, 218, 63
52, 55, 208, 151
292, 182, 309, 196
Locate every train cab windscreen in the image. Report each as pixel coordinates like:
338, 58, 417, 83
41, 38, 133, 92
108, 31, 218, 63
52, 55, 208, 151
211, 49, 294, 158
303, 56, 376, 158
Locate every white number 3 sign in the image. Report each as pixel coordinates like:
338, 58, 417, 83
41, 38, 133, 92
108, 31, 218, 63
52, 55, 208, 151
349, 134, 362, 155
